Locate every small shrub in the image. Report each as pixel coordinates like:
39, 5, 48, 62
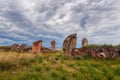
30, 58, 37, 63
62, 56, 71, 60
19, 59, 31, 66
56, 54, 63, 59
0, 62, 16, 71
45, 64, 51, 71
38, 57, 43, 63
51, 71, 58, 78
72, 72, 78, 77
74, 56, 85, 60
19, 72, 39, 80
67, 63, 74, 67
34, 66, 42, 72
114, 67, 120, 75
61, 75, 68, 80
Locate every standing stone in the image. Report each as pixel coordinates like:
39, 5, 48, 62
62, 33, 77, 56
19, 44, 27, 52
32, 40, 42, 54
10, 44, 19, 51
82, 37, 88, 47
51, 40, 56, 50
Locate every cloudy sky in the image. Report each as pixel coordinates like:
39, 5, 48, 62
0, 0, 120, 48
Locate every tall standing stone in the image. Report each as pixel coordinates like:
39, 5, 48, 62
51, 40, 56, 50
62, 33, 77, 56
82, 37, 88, 47
32, 40, 42, 53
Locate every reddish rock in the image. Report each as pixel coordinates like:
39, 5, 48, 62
71, 47, 120, 59
19, 44, 27, 52
82, 37, 88, 47
32, 40, 42, 54
72, 48, 89, 56
90, 49, 99, 58
51, 40, 56, 50
10, 44, 19, 51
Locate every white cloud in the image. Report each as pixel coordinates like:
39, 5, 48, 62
0, 0, 120, 48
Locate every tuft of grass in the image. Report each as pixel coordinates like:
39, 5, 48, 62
19, 72, 40, 80
114, 66, 120, 75
51, 70, 59, 78
34, 66, 42, 72
0, 61, 17, 71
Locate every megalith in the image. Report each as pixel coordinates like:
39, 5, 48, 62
19, 44, 27, 52
51, 40, 56, 50
10, 44, 19, 51
62, 33, 77, 56
32, 40, 42, 53
82, 37, 88, 47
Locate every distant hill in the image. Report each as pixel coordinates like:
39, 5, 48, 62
82, 44, 120, 48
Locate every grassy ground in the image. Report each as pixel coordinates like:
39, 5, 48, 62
0, 51, 120, 80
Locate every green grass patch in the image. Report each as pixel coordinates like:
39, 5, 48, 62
0, 51, 120, 80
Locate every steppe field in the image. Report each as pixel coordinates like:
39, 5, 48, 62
0, 50, 120, 80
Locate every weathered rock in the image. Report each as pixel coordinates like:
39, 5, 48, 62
51, 40, 56, 50
90, 49, 99, 58
10, 44, 19, 51
115, 48, 120, 59
32, 40, 42, 53
89, 48, 119, 59
82, 37, 88, 47
72, 48, 89, 56
106, 48, 120, 58
71, 47, 120, 59
19, 44, 27, 52
62, 33, 77, 56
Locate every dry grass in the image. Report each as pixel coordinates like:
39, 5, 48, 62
0, 51, 120, 80
0, 51, 40, 62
